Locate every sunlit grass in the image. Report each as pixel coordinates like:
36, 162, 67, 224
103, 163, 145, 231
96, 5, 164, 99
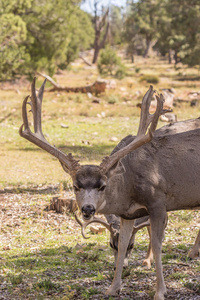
1, 55, 200, 188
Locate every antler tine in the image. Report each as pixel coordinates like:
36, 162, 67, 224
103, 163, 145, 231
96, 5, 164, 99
100, 87, 164, 174
149, 94, 164, 136
132, 219, 150, 235
74, 212, 115, 239
74, 213, 90, 239
31, 77, 46, 138
137, 85, 155, 136
19, 77, 80, 176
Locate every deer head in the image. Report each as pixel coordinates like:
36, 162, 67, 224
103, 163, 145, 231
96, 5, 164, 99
19, 78, 164, 221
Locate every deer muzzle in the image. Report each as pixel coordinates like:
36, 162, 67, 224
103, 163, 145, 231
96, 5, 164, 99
82, 204, 96, 220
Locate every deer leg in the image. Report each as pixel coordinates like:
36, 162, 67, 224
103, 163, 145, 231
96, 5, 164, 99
189, 229, 200, 259
149, 208, 167, 300
123, 232, 136, 267
143, 226, 154, 269
105, 218, 135, 296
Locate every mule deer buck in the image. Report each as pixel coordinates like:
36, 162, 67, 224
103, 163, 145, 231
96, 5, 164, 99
75, 117, 200, 269
19, 78, 200, 300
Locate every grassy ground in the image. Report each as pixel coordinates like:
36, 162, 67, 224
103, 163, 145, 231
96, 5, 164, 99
1, 55, 200, 189
0, 55, 200, 299
0, 193, 199, 299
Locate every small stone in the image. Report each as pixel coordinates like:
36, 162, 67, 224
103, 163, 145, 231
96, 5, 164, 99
110, 136, 118, 142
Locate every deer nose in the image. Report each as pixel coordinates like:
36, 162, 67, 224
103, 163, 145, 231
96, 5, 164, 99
82, 205, 95, 220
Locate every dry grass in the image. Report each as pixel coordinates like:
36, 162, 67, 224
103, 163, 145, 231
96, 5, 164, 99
1, 55, 200, 189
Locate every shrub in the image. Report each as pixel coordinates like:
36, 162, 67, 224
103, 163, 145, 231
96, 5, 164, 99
98, 47, 126, 79
8, 273, 23, 285
135, 67, 140, 73
115, 63, 126, 79
34, 279, 61, 291
107, 94, 120, 104
139, 74, 159, 84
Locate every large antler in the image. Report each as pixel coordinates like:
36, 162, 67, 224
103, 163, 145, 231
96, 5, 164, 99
74, 212, 117, 239
19, 77, 80, 177
20, 79, 166, 178
75, 212, 151, 240
100, 86, 165, 174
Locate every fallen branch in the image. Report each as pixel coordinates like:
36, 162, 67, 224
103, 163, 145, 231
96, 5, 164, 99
38, 72, 106, 95
174, 98, 191, 103
79, 54, 92, 66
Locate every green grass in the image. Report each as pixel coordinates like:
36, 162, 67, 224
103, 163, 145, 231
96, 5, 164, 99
139, 74, 159, 84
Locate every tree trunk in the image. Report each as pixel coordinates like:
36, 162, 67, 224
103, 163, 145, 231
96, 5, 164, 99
174, 49, 179, 65
45, 196, 78, 213
143, 37, 151, 58
92, 46, 100, 64
92, 7, 109, 64
131, 53, 134, 63
168, 49, 172, 64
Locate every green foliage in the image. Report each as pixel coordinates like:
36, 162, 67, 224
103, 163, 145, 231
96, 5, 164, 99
169, 272, 188, 280
139, 74, 159, 84
115, 63, 127, 79
0, 13, 30, 80
98, 47, 120, 75
109, 5, 124, 46
96, 271, 104, 280
154, 0, 200, 66
0, 0, 94, 80
8, 273, 23, 285
98, 47, 126, 79
184, 281, 200, 293
135, 67, 140, 73
59, 10, 94, 69
106, 94, 119, 105
23, 0, 93, 75
124, 0, 160, 58
124, 0, 200, 67
34, 279, 61, 291
81, 287, 99, 299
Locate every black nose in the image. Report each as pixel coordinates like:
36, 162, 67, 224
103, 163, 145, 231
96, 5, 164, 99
82, 205, 95, 220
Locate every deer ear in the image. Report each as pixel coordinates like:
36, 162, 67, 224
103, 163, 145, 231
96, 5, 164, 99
109, 160, 126, 179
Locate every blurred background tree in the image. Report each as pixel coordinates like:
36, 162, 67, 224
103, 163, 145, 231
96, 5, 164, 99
126, 0, 160, 58
0, 0, 94, 80
1, 0, 200, 81
124, 0, 200, 67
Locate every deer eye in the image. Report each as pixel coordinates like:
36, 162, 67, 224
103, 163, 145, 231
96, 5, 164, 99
73, 185, 80, 192
98, 184, 106, 192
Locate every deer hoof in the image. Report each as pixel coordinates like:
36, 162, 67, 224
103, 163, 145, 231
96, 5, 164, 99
188, 249, 199, 259
142, 258, 152, 269
154, 288, 167, 300
154, 293, 165, 300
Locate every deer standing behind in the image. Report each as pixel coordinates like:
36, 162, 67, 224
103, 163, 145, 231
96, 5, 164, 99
19, 78, 200, 300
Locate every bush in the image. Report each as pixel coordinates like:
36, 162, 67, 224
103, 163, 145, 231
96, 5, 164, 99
139, 74, 159, 84
115, 63, 126, 79
135, 67, 140, 73
98, 47, 126, 79
106, 94, 120, 104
